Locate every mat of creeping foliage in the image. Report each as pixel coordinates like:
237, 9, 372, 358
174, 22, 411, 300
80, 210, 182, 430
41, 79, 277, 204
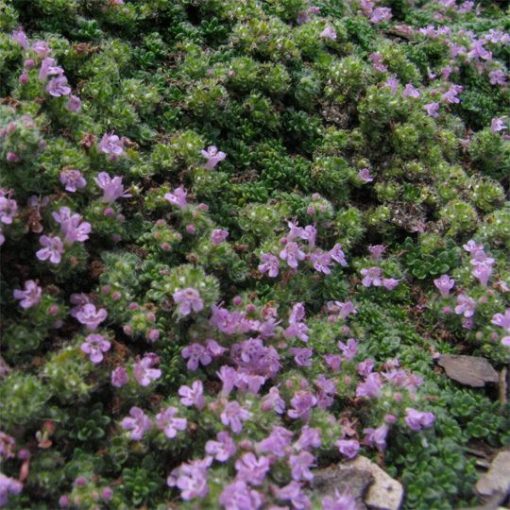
1, 0, 509, 508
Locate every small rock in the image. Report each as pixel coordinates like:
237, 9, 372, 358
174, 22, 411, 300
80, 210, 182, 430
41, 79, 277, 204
312, 464, 373, 509
476, 451, 510, 498
438, 355, 499, 387
346, 456, 403, 510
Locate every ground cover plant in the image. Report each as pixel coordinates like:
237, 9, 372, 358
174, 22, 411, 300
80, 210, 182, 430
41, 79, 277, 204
0, 0, 509, 508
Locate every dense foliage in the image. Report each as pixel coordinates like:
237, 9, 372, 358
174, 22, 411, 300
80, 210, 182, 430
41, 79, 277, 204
0, 0, 509, 508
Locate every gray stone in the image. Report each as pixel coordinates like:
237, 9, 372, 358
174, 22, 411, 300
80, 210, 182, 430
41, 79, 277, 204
347, 456, 404, 510
476, 451, 510, 498
312, 464, 373, 509
438, 355, 499, 387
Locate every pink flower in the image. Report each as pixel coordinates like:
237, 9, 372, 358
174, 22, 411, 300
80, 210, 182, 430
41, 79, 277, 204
206, 432, 236, 462
121, 407, 152, 440
95, 172, 131, 203
279, 241, 306, 269
179, 380, 206, 409
201, 145, 226, 170
13, 280, 42, 309
98, 132, 124, 158
221, 401, 252, 434
336, 439, 360, 459
155, 407, 187, 439
258, 253, 280, 278
403, 83, 421, 98
76, 303, 108, 330
66, 95, 82, 112
433, 274, 455, 297
46, 76, 71, 97
173, 288, 204, 316
81, 334, 111, 364
404, 408, 435, 431
491, 117, 506, 133
358, 168, 374, 183
133, 354, 161, 386
36, 235, 64, 264
164, 186, 188, 208
111, 367, 128, 387
60, 169, 86, 192
211, 228, 229, 245
424, 102, 440, 117
320, 26, 337, 40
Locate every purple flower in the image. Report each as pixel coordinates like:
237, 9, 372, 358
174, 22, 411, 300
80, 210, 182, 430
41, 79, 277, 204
111, 366, 128, 387
76, 303, 108, 330
358, 168, 374, 183
257, 426, 293, 458
219, 480, 263, 510
11, 28, 29, 49
489, 70, 507, 86
290, 348, 313, 367
52, 207, 91, 243
156, 407, 187, 439
357, 359, 375, 377
95, 172, 131, 203
164, 186, 188, 208
404, 408, 436, 431
468, 40, 492, 61
201, 145, 226, 170
360, 266, 383, 287
338, 338, 358, 360
322, 490, 357, 510
235, 453, 271, 486
329, 243, 348, 266
289, 451, 315, 481
167, 459, 210, 501
182, 343, 212, 371
32, 40, 50, 58
173, 288, 204, 316
327, 301, 357, 321
320, 26, 337, 40
310, 250, 332, 274
221, 401, 252, 434
99, 132, 124, 158
424, 102, 440, 117
287, 391, 317, 421
336, 439, 360, 459
81, 334, 111, 364
46, 75, 71, 97
369, 52, 387, 72
279, 241, 306, 269
38, 57, 63, 81
454, 294, 476, 318
206, 432, 236, 462
0, 432, 16, 460
295, 426, 321, 451
433, 274, 455, 297
363, 424, 389, 451
356, 373, 383, 398
403, 83, 421, 98
179, 380, 206, 409
134, 354, 161, 387
66, 95, 82, 112
472, 260, 493, 287
121, 407, 152, 440
492, 309, 510, 332
382, 277, 400, 290
60, 169, 86, 192
0, 196, 17, 225
273, 481, 311, 510
0, 473, 23, 508
13, 280, 42, 309
441, 85, 463, 104
36, 235, 64, 264
260, 386, 286, 414
491, 117, 506, 133
211, 228, 229, 245
258, 253, 280, 278
385, 75, 400, 93
370, 7, 392, 23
